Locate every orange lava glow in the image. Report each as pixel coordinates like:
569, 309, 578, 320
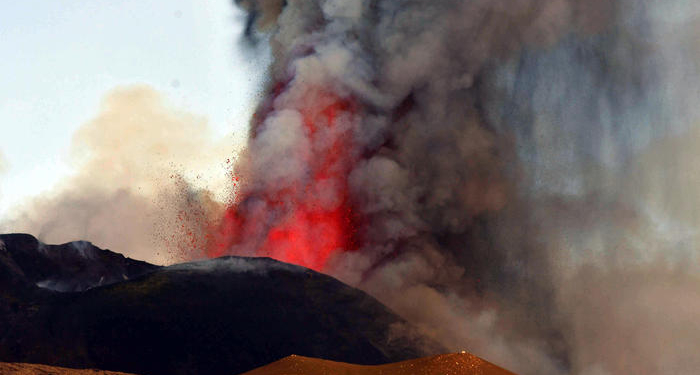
206, 86, 361, 271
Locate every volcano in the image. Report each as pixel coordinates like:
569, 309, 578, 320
0, 234, 444, 375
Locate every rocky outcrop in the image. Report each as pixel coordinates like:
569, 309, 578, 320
0, 233, 158, 293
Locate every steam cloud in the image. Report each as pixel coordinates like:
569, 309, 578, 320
1, 86, 234, 264
224, 0, 700, 374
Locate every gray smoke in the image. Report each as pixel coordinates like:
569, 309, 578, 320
231, 1, 700, 374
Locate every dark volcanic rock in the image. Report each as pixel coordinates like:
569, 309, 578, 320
0, 233, 159, 292
0, 235, 441, 375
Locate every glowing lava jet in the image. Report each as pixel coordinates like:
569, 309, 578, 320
206, 79, 362, 271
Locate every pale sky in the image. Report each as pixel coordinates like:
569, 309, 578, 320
0, 0, 266, 218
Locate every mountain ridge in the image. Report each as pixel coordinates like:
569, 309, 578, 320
0, 233, 443, 375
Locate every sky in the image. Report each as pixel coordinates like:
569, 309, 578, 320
0, 0, 266, 219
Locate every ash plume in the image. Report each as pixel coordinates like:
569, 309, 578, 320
217, 0, 700, 374
1, 86, 234, 264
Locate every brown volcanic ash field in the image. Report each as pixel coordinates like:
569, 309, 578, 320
0, 362, 139, 375
0, 353, 516, 375
242, 353, 517, 375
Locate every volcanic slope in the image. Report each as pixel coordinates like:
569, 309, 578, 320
242, 353, 518, 375
0, 353, 519, 375
0, 362, 140, 375
0, 233, 158, 293
0, 234, 442, 375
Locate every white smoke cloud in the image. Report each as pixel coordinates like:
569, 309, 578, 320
1, 86, 236, 264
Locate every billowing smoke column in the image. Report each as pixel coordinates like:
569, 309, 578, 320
208, 84, 361, 270
212, 1, 700, 374
211, 0, 523, 270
